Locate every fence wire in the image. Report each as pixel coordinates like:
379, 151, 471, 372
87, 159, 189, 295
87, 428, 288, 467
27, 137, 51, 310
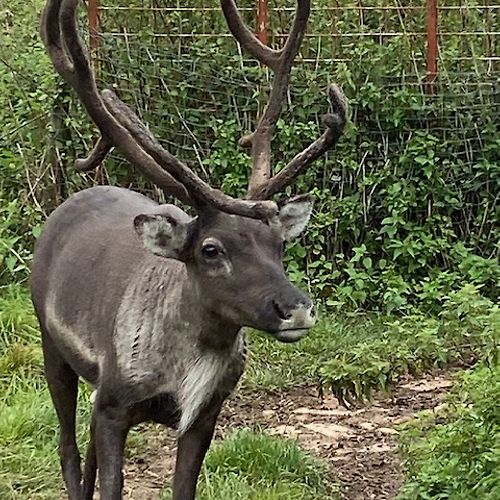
89, 1, 499, 180
0, 1, 498, 293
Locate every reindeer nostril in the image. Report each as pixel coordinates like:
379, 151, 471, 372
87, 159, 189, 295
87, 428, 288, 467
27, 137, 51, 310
273, 300, 293, 321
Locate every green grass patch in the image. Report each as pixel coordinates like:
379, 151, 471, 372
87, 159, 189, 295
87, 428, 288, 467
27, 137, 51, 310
398, 363, 500, 500
161, 429, 338, 499
0, 284, 61, 498
0, 283, 39, 346
0, 381, 60, 499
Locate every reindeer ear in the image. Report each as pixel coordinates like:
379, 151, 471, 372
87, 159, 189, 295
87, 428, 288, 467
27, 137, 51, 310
277, 194, 314, 241
134, 214, 190, 259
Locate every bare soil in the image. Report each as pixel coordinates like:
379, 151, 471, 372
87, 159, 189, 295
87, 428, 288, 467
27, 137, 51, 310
120, 372, 454, 499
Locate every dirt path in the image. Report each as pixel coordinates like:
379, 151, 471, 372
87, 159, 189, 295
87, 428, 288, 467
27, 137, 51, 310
122, 372, 454, 499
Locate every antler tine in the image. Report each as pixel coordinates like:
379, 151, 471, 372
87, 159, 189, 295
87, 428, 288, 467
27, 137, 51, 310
280, 0, 311, 62
42, 0, 278, 219
221, 0, 347, 200
42, 0, 191, 203
75, 136, 112, 171
248, 2, 310, 195
220, 0, 311, 197
249, 85, 348, 200
220, 0, 281, 70
101, 90, 278, 219
40, 0, 73, 80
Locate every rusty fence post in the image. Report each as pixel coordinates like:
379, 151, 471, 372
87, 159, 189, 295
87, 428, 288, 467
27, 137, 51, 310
257, 0, 268, 45
425, 0, 439, 93
88, 0, 101, 58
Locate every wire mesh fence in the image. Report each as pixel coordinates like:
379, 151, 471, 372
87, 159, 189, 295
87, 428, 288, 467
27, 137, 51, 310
87, 1, 499, 211
93, 1, 500, 75
0, 0, 498, 300
91, 0, 499, 167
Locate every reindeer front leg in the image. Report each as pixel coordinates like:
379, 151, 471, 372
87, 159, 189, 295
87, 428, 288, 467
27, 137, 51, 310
82, 424, 97, 500
172, 399, 222, 500
93, 400, 129, 499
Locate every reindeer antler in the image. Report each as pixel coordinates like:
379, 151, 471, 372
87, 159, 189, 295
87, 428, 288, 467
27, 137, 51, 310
250, 84, 348, 200
221, 0, 347, 199
42, 0, 345, 215
41, 0, 277, 219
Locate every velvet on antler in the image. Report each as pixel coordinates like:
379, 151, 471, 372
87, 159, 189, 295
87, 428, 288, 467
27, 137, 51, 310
41, 0, 346, 216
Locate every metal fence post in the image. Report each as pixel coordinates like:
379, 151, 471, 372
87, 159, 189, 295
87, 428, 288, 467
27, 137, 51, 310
88, 0, 100, 56
257, 0, 268, 45
426, 0, 439, 93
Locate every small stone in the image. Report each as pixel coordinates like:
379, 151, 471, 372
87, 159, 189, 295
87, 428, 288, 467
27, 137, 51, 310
379, 427, 398, 435
358, 422, 377, 431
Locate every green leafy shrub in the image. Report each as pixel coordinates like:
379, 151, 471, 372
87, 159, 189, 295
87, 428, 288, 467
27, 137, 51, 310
398, 364, 500, 500
1, 0, 498, 312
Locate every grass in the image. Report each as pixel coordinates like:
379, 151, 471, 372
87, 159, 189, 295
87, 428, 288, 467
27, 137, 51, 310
161, 429, 339, 499
0, 283, 39, 346
0, 282, 497, 498
0, 284, 60, 498
0, 382, 60, 498
398, 363, 500, 500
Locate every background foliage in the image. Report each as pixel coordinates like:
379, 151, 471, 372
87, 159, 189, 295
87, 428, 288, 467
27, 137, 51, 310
0, 2, 498, 498
1, 0, 498, 313
398, 363, 500, 499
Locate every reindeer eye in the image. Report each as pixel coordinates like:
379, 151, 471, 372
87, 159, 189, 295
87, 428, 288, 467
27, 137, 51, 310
202, 244, 219, 259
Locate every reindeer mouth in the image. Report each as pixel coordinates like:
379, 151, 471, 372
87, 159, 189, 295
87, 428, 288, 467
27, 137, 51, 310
273, 328, 309, 343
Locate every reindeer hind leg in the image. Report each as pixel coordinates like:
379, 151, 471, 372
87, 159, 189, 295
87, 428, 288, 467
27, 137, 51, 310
41, 328, 82, 500
82, 419, 97, 500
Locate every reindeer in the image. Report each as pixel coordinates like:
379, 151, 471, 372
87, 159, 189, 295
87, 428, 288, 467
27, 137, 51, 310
31, 0, 346, 498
